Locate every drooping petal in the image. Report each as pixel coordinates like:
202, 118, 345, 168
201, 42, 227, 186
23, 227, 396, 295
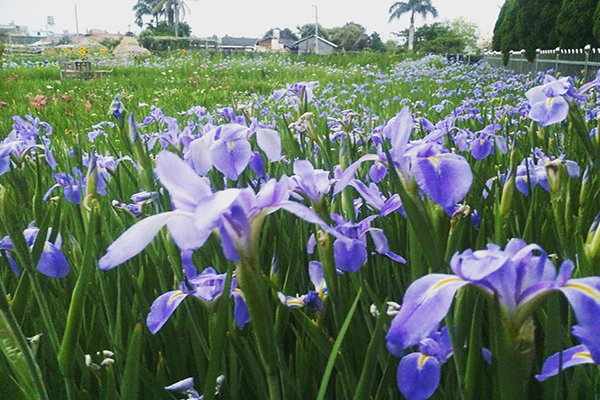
147, 290, 188, 334
333, 237, 367, 273
37, 242, 70, 278
559, 277, 600, 361
411, 153, 473, 208
278, 201, 341, 239
369, 228, 406, 263
256, 128, 282, 162
210, 138, 252, 181
535, 345, 596, 382
308, 260, 326, 294
397, 353, 441, 400
99, 211, 186, 270
232, 290, 250, 329
386, 274, 468, 350
164, 377, 195, 392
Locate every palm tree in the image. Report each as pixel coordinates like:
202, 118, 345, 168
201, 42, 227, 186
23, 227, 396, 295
389, 0, 438, 50
151, 0, 194, 36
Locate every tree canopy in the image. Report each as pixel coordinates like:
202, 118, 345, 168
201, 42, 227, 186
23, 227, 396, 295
493, 0, 599, 58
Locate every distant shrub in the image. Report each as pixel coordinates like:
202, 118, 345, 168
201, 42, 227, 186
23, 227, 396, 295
139, 36, 217, 52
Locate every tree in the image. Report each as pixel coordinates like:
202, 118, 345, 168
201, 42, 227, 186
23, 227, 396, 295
537, 0, 562, 49
595, 1, 600, 45
329, 22, 369, 51
413, 23, 464, 53
388, 0, 438, 51
134, 0, 160, 28
555, 0, 598, 48
514, 0, 545, 61
262, 28, 299, 42
370, 32, 385, 52
133, 0, 196, 37
296, 23, 331, 42
446, 18, 479, 52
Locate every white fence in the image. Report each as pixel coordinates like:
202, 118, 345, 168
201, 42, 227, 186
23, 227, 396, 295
483, 48, 600, 81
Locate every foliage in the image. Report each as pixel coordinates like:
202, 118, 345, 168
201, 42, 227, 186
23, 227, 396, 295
369, 32, 385, 52
139, 35, 214, 51
262, 28, 299, 42
141, 21, 191, 37
595, 1, 600, 45
0, 53, 598, 400
446, 18, 479, 53
329, 22, 369, 51
296, 23, 331, 42
555, 0, 599, 48
494, 0, 598, 58
388, 0, 438, 50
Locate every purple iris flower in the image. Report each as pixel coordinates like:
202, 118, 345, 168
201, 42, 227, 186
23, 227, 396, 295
347, 179, 404, 217
99, 151, 337, 270
146, 262, 250, 334
278, 261, 327, 313
396, 326, 453, 400
165, 375, 224, 400
469, 124, 506, 160
330, 214, 406, 273
334, 107, 473, 210
87, 121, 115, 143
289, 160, 331, 202
386, 239, 600, 364
0, 115, 56, 175
525, 73, 600, 127
273, 81, 319, 104
536, 343, 597, 382
186, 123, 281, 181
514, 151, 580, 196
0, 223, 69, 278
109, 96, 125, 121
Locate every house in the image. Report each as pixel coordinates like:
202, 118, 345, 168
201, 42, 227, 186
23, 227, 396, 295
0, 22, 29, 36
219, 36, 258, 52
293, 35, 337, 55
257, 28, 294, 53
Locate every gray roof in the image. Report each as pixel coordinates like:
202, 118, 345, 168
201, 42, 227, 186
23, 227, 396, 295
220, 36, 258, 47
293, 35, 338, 48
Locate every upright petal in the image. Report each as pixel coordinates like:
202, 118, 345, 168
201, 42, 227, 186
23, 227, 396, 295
232, 290, 250, 329
387, 274, 468, 350
397, 353, 441, 400
256, 128, 282, 162
147, 290, 188, 335
156, 151, 212, 211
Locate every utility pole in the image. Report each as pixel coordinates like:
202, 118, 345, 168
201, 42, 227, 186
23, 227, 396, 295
74, 4, 80, 44
313, 5, 318, 54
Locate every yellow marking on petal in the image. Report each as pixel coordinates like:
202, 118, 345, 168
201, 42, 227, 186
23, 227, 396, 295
423, 277, 464, 301
573, 352, 593, 360
167, 291, 186, 306
563, 282, 600, 301
417, 354, 430, 370
428, 156, 439, 168
547, 97, 553, 108
227, 141, 234, 150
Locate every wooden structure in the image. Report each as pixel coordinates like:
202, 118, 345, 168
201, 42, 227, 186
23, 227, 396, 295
59, 60, 112, 79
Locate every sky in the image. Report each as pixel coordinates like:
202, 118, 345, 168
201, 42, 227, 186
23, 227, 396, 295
0, 0, 505, 41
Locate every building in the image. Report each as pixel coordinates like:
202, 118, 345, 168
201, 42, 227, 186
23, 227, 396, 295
257, 28, 294, 53
219, 36, 257, 52
293, 35, 337, 55
0, 22, 29, 36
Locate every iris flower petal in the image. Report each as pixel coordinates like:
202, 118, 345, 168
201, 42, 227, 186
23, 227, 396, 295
147, 290, 188, 335
387, 274, 468, 349
256, 128, 282, 162
397, 353, 441, 400
535, 345, 595, 382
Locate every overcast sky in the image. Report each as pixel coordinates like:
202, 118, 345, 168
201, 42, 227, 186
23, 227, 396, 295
0, 0, 504, 41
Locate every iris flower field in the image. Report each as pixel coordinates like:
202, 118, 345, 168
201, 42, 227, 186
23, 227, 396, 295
0, 53, 598, 400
